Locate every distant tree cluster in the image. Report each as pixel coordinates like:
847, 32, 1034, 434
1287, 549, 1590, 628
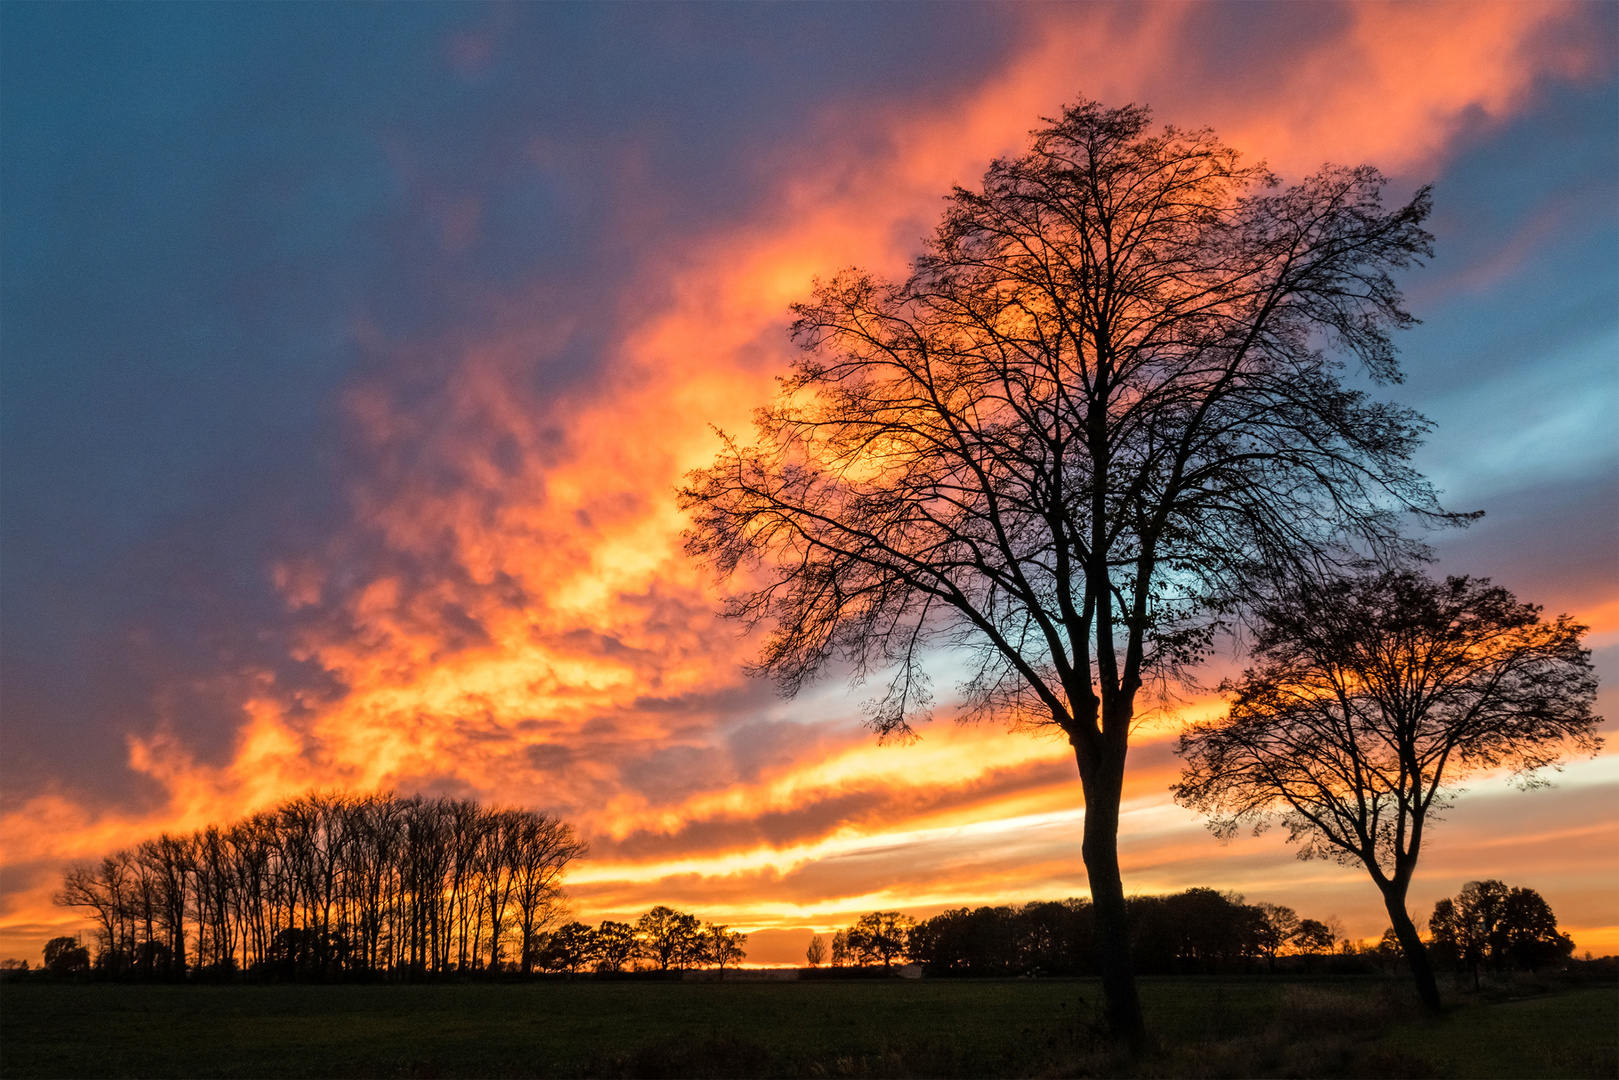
828, 911, 916, 971
1428, 880, 1575, 984
534, 906, 747, 975
807, 892, 1361, 977
54, 792, 585, 980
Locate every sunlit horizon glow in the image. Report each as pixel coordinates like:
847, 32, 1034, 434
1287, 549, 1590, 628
2, 1, 1615, 967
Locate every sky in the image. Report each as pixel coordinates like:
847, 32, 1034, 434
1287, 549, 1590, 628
2, 1, 1615, 966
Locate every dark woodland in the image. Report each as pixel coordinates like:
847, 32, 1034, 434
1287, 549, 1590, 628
1428, 880, 1577, 986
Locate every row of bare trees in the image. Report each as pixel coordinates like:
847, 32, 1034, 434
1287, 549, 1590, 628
54, 792, 585, 980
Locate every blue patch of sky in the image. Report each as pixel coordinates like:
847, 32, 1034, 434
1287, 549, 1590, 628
0, 1, 1026, 801
1393, 78, 1618, 509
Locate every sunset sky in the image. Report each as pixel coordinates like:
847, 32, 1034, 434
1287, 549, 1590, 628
2, 1, 1615, 966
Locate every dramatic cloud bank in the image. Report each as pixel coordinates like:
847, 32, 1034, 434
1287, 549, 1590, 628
3, 2, 1614, 963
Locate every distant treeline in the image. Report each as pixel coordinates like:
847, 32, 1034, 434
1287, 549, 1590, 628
53, 792, 585, 980
817, 891, 1343, 977
44, 790, 1575, 986
814, 882, 1577, 978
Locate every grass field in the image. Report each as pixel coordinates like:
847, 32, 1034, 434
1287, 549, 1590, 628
1, 975, 1613, 1078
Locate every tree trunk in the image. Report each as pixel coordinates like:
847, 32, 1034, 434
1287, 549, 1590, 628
1076, 747, 1146, 1044
1382, 888, 1441, 1014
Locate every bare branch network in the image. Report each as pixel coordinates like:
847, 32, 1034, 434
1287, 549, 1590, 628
682, 101, 1452, 751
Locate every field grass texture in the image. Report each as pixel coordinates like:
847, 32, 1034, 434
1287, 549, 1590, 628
2, 974, 1614, 1078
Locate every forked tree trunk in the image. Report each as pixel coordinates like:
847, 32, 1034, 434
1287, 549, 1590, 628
1075, 746, 1146, 1045
1383, 887, 1442, 1013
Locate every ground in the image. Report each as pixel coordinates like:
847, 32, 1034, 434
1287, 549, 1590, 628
0, 974, 1613, 1078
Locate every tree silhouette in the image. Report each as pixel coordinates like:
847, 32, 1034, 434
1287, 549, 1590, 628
805, 934, 826, 967
592, 921, 638, 974
635, 906, 702, 971
845, 911, 915, 970
42, 936, 90, 976
1429, 880, 1574, 986
536, 921, 597, 975
1253, 903, 1299, 973
1499, 886, 1575, 972
1292, 919, 1335, 972
902, 891, 1347, 977
681, 98, 1445, 1038
1176, 569, 1600, 1011
700, 923, 749, 977
830, 929, 850, 968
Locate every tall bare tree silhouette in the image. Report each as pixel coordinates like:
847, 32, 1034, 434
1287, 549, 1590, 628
682, 98, 1449, 1038
1176, 568, 1600, 1011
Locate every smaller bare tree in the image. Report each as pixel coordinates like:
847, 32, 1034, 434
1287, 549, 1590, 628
830, 930, 850, 968
633, 907, 702, 972
1175, 567, 1601, 1012
701, 923, 748, 978
593, 920, 638, 973
805, 934, 826, 968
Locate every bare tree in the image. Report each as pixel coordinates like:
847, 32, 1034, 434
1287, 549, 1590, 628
681, 99, 1445, 1037
509, 813, 587, 975
480, 809, 522, 970
593, 920, 638, 973
805, 934, 826, 968
55, 865, 118, 969
830, 929, 850, 968
700, 922, 748, 978
635, 906, 702, 972
1175, 568, 1601, 1011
